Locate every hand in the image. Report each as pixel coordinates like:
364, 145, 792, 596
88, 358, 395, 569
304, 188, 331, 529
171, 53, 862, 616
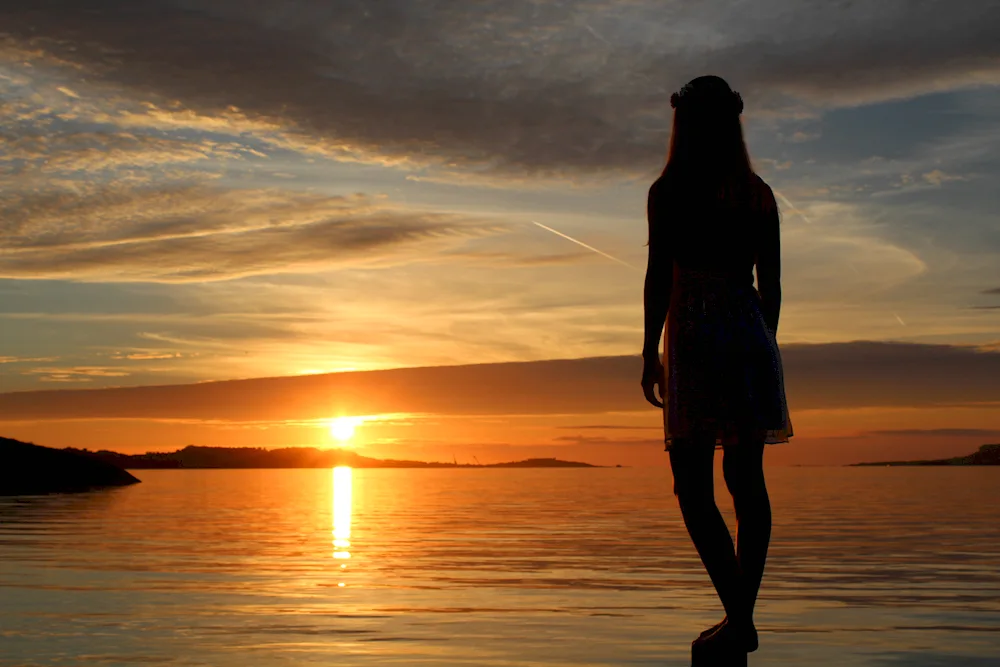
641, 356, 665, 409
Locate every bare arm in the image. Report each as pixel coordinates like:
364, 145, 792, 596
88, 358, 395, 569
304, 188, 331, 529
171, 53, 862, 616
755, 184, 782, 333
642, 181, 672, 362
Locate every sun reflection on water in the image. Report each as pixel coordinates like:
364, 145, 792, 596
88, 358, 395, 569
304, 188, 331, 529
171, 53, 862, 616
332, 467, 352, 574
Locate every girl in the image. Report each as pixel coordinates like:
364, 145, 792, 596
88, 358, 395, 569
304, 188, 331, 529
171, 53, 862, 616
640, 75, 793, 660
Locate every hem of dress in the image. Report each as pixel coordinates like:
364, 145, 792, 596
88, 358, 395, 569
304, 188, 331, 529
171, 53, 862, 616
663, 431, 793, 452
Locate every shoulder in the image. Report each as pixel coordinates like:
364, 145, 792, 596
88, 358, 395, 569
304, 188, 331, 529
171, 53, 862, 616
648, 173, 672, 200
646, 175, 672, 220
750, 173, 778, 212
648, 173, 685, 213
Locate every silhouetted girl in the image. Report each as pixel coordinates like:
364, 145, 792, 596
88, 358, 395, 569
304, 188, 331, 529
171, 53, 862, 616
640, 75, 792, 661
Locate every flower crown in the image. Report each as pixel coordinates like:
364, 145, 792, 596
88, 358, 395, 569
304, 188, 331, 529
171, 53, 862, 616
670, 83, 744, 116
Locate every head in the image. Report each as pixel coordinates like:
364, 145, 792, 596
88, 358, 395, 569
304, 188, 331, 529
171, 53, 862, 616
663, 75, 753, 185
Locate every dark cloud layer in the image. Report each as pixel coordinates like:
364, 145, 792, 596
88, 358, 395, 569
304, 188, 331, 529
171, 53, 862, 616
4, 0, 998, 174
1, 341, 998, 421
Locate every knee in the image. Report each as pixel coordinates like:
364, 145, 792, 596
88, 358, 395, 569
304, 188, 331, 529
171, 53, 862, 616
673, 476, 715, 507
671, 466, 715, 509
722, 456, 766, 503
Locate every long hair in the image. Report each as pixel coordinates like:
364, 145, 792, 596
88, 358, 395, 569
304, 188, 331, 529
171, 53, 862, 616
660, 76, 754, 199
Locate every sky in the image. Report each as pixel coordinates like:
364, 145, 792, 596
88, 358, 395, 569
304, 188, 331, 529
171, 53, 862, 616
1, 0, 999, 465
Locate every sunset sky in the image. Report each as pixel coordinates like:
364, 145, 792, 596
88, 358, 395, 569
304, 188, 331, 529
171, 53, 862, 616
1, 1, 999, 465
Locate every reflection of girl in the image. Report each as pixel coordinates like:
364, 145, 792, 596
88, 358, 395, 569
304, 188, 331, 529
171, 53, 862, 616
640, 75, 793, 660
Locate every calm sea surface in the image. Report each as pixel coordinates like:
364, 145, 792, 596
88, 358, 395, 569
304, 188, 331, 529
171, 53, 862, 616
1, 467, 998, 666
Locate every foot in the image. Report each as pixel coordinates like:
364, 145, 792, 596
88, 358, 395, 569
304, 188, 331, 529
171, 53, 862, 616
693, 618, 758, 654
698, 616, 727, 639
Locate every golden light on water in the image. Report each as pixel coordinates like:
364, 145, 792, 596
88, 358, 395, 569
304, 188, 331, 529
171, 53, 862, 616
332, 466, 352, 562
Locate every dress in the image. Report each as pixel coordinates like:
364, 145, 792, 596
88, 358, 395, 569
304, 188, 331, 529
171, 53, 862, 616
649, 174, 793, 450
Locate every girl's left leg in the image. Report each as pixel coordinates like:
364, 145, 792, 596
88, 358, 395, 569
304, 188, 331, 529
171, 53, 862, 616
669, 438, 745, 628
723, 434, 771, 625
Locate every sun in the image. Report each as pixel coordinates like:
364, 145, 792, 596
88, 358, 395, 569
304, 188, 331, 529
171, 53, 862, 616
329, 416, 362, 443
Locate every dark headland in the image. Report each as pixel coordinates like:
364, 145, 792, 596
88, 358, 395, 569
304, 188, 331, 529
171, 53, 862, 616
1, 436, 141, 495
851, 443, 1000, 466
61, 445, 599, 470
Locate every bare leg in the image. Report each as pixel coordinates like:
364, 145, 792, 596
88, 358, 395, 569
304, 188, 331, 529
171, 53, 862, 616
723, 434, 771, 622
669, 439, 746, 628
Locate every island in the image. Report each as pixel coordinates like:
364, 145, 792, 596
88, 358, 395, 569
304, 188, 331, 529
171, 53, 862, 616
851, 443, 1000, 466
1, 436, 141, 495
60, 445, 599, 469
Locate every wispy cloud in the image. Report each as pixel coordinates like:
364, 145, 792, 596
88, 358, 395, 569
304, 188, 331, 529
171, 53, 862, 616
0, 182, 504, 281
109, 352, 182, 361
1, 131, 245, 175
552, 434, 662, 446
921, 169, 966, 187
441, 249, 595, 267
22, 366, 130, 383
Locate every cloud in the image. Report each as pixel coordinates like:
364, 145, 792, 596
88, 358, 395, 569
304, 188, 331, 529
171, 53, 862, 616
21, 366, 131, 383
109, 352, 182, 360
553, 434, 662, 446
779, 200, 929, 300
1, 341, 998, 422
441, 249, 595, 267
0, 131, 245, 175
678, 3, 1000, 109
983, 287, 1000, 295
787, 130, 821, 143
921, 169, 965, 186
559, 424, 662, 430
3, 0, 999, 175
0, 182, 504, 281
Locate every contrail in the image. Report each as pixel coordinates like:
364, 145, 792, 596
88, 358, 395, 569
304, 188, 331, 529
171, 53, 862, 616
580, 21, 612, 46
772, 188, 814, 225
530, 220, 642, 272
530, 188, 812, 274
893, 313, 907, 326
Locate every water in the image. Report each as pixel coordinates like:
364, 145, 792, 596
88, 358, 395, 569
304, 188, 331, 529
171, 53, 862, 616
1, 467, 998, 666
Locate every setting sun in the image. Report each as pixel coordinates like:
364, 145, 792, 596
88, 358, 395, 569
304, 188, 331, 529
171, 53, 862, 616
329, 416, 363, 443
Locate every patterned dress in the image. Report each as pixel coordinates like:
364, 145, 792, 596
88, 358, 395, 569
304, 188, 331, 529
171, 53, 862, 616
649, 174, 793, 450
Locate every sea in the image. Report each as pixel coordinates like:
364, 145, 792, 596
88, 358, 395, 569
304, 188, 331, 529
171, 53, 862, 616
0, 466, 998, 666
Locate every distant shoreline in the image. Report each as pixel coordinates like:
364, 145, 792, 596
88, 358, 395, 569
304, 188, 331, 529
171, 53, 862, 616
850, 443, 999, 467
65, 445, 603, 470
